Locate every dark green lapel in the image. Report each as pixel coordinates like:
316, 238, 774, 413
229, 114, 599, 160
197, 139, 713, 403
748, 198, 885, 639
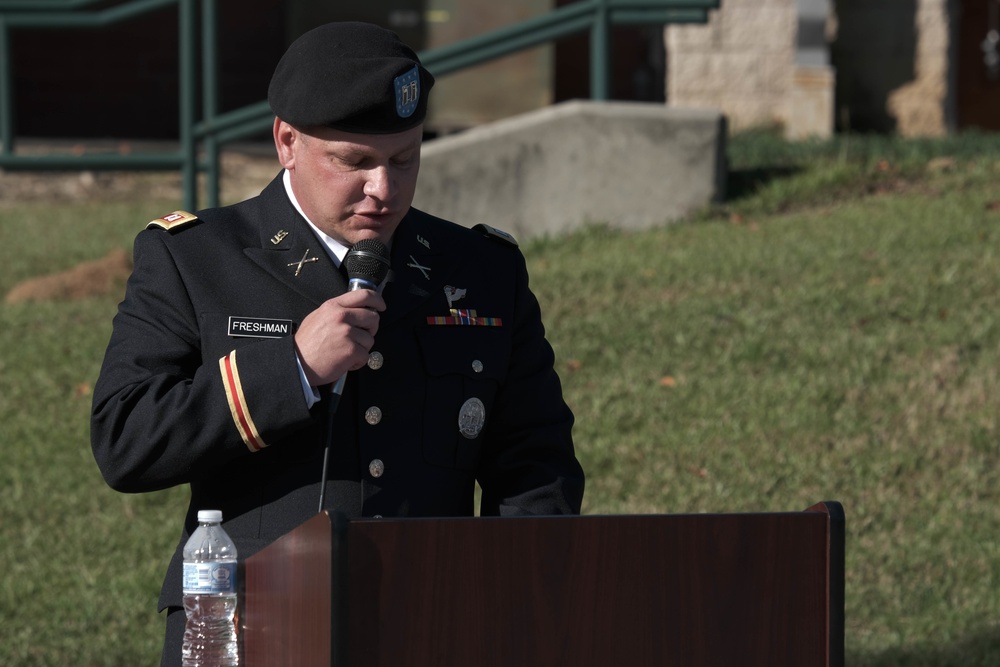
243, 176, 347, 306
383, 210, 464, 325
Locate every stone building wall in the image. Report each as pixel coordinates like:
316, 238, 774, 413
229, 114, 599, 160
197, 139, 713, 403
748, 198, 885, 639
665, 0, 817, 136
666, 0, 954, 138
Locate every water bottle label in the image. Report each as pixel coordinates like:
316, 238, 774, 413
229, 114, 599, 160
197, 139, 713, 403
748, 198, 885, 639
182, 561, 237, 594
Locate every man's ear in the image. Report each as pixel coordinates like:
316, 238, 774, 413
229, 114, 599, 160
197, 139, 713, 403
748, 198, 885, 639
273, 118, 297, 170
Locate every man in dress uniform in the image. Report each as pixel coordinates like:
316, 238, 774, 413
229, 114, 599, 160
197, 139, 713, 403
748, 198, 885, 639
90, 21, 585, 666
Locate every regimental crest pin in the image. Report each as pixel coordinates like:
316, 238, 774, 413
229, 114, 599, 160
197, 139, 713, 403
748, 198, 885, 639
407, 255, 432, 280
458, 397, 486, 439
394, 65, 420, 118
287, 248, 320, 277
444, 285, 466, 308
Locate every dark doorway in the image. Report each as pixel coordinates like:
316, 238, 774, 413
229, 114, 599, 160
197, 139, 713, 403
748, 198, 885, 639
553, 0, 665, 103
7, 0, 427, 140
829, 0, 918, 133
956, 0, 1000, 130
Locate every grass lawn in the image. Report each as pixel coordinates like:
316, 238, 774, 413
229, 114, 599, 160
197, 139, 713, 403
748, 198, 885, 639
1, 130, 999, 665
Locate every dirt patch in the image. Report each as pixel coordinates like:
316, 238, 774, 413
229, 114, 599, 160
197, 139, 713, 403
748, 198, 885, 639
3, 146, 278, 302
5, 248, 133, 304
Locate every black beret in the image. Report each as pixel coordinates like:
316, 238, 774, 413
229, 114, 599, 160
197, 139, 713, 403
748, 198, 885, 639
268, 22, 435, 134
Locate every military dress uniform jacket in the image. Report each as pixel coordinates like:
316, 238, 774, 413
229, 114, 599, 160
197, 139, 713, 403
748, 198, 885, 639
91, 173, 585, 615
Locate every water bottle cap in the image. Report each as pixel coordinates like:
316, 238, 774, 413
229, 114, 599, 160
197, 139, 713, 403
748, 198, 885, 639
197, 509, 223, 523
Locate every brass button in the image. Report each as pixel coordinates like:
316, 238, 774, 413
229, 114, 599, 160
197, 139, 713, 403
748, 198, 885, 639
365, 406, 382, 425
367, 351, 384, 370
368, 459, 385, 478
472, 359, 484, 373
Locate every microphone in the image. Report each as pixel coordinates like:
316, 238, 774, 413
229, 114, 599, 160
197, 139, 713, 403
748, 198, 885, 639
319, 239, 391, 512
331, 238, 391, 397
343, 238, 392, 292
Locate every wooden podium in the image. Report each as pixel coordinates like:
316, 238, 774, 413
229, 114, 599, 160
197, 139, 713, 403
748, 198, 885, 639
243, 502, 844, 667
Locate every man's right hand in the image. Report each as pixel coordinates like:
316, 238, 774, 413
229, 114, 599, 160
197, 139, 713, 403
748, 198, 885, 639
293, 289, 386, 386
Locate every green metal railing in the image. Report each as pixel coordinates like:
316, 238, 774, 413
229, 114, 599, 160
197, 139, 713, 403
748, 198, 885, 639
0, 0, 719, 210
0, 0, 204, 205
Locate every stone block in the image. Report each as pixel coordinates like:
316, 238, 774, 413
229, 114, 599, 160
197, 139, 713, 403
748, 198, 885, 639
414, 101, 727, 240
723, 97, 788, 131
665, 20, 721, 51
785, 65, 836, 139
720, 7, 798, 53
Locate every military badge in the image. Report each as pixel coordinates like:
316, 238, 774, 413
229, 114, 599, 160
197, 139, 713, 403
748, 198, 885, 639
429, 287, 502, 326
473, 223, 518, 248
394, 65, 421, 118
458, 397, 486, 439
407, 255, 432, 280
444, 285, 466, 308
147, 210, 199, 232
426, 309, 502, 327
287, 248, 320, 277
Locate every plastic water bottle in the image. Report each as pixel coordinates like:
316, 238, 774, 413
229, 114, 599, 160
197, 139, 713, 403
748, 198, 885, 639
181, 509, 239, 667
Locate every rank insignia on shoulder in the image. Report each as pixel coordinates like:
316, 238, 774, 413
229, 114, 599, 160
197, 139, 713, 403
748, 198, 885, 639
147, 210, 199, 232
473, 223, 518, 248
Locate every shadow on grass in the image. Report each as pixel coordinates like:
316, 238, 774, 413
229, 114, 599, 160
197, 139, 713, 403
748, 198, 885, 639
725, 165, 804, 202
849, 629, 1000, 667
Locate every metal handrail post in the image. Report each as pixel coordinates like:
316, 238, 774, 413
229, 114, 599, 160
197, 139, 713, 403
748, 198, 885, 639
178, 0, 196, 211
0, 152, 186, 170
609, 0, 717, 6
422, 13, 596, 75
203, 0, 220, 209
211, 114, 274, 147
591, 0, 611, 100
0, 16, 12, 154
612, 9, 707, 23
194, 99, 271, 138
4, 0, 176, 28
420, 0, 595, 75
0, 0, 720, 208
0, 0, 107, 9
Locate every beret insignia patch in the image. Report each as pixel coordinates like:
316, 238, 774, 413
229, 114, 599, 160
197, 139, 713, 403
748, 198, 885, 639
395, 65, 420, 119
